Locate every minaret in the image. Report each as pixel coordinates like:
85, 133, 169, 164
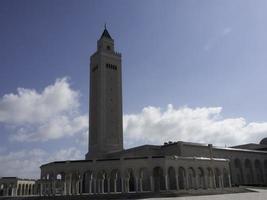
86, 27, 123, 159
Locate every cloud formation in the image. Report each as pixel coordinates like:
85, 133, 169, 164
124, 104, 267, 147
0, 147, 83, 179
0, 78, 88, 142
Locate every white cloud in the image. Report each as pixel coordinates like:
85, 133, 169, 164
123, 104, 267, 147
0, 78, 88, 142
0, 147, 83, 179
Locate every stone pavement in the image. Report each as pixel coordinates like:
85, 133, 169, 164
145, 188, 267, 200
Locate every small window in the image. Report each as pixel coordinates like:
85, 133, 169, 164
107, 45, 111, 50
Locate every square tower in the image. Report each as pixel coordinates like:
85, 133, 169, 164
86, 27, 123, 159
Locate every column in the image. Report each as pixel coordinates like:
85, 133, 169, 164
135, 178, 139, 192
80, 178, 83, 194
63, 181, 66, 195
114, 179, 117, 193
175, 175, 179, 190
150, 176, 154, 192
89, 180, 92, 194
93, 179, 96, 194
101, 179, 104, 193
228, 175, 232, 188
139, 178, 143, 192
220, 176, 223, 189
69, 174, 72, 195
185, 174, 189, 190
165, 175, 169, 191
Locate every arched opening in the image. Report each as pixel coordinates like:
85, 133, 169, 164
234, 158, 244, 185
21, 184, 25, 196
25, 184, 28, 196
244, 159, 254, 185
55, 172, 65, 195
188, 167, 196, 189
110, 169, 121, 193
97, 171, 108, 193
214, 168, 221, 188
8, 185, 12, 196
153, 167, 165, 192
28, 185, 32, 195
168, 167, 177, 190
139, 168, 150, 192
83, 170, 93, 194
197, 167, 205, 189
207, 168, 214, 188
223, 168, 230, 187
17, 184, 21, 196
178, 167, 186, 190
127, 169, 136, 192
255, 160, 264, 184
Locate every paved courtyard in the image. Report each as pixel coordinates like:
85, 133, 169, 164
144, 188, 267, 200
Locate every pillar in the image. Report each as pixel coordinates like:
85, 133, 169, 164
165, 175, 169, 191
135, 178, 139, 192
139, 178, 143, 192
69, 174, 72, 195
93, 179, 96, 194
228, 175, 232, 188
175, 175, 179, 190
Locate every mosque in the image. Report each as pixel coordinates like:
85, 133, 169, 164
1, 28, 267, 197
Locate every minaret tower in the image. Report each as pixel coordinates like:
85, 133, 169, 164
86, 27, 123, 159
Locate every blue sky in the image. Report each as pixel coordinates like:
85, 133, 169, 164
1, 0, 267, 178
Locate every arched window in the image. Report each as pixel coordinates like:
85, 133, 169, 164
197, 167, 205, 189
153, 167, 165, 192
188, 167, 196, 189
139, 168, 151, 192
178, 167, 186, 190
168, 167, 177, 190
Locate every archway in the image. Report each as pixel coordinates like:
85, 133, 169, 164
207, 168, 214, 188
255, 160, 264, 184
197, 167, 205, 189
97, 170, 108, 193
153, 167, 165, 192
188, 167, 196, 189
110, 169, 121, 193
21, 184, 25, 196
127, 169, 136, 192
244, 159, 254, 184
83, 170, 93, 194
139, 168, 150, 192
178, 167, 186, 190
168, 167, 177, 190
17, 184, 21, 196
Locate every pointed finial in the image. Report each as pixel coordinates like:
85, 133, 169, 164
104, 23, 107, 30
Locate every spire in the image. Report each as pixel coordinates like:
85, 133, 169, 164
100, 24, 113, 40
